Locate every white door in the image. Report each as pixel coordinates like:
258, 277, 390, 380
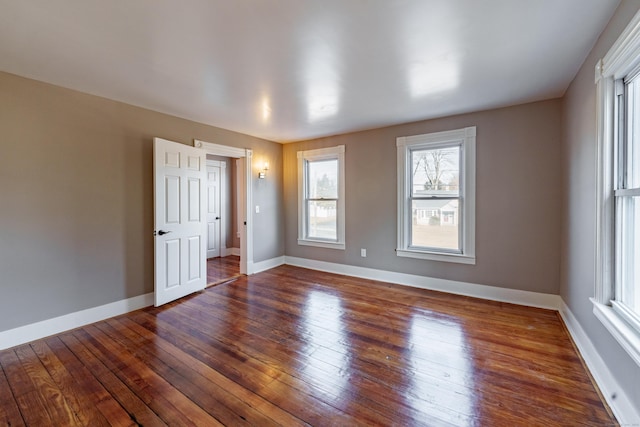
154, 137, 207, 306
206, 163, 221, 258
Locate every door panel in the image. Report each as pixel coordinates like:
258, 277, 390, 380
187, 235, 201, 281
154, 137, 206, 306
165, 239, 180, 289
188, 178, 201, 222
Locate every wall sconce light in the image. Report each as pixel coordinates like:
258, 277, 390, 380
258, 161, 269, 179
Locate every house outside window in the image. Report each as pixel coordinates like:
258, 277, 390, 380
397, 127, 476, 264
594, 11, 640, 367
297, 145, 345, 250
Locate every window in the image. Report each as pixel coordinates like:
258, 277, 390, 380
594, 10, 640, 367
297, 145, 345, 249
616, 75, 640, 324
397, 127, 476, 264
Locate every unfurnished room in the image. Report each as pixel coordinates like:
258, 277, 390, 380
1, 1, 640, 425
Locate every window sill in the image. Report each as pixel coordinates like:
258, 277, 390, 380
298, 239, 345, 250
591, 298, 640, 367
396, 248, 476, 265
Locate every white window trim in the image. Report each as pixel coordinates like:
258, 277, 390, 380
594, 9, 640, 367
297, 145, 346, 250
396, 127, 476, 264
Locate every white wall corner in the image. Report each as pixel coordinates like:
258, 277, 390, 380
558, 300, 640, 425
0, 293, 154, 351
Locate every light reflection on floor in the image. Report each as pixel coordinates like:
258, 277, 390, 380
409, 313, 477, 426
301, 290, 350, 401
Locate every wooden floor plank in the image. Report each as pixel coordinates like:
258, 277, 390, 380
0, 349, 55, 426
0, 358, 26, 427
13, 345, 80, 426
136, 307, 370, 426
207, 255, 241, 285
75, 325, 222, 427
226, 274, 601, 405
0, 261, 617, 426
57, 333, 167, 427
176, 290, 471, 426
115, 316, 310, 427
41, 336, 136, 427
97, 318, 281, 427
188, 282, 591, 426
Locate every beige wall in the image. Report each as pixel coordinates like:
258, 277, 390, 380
561, 0, 640, 412
284, 99, 562, 294
0, 71, 284, 332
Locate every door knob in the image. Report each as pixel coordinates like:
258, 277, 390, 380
158, 230, 171, 236
216, 216, 220, 220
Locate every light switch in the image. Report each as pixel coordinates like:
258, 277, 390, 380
255, 205, 260, 213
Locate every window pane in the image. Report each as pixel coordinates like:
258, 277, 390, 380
307, 200, 337, 240
619, 196, 640, 315
411, 199, 459, 251
628, 78, 640, 189
308, 159, 338, 199
411, 146, 460, 197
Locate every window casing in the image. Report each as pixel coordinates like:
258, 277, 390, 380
397, 127, 476, 264
594, 9, 640, 367
297, 145, 345, 250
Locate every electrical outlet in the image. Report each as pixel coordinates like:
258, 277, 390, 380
361, 248, 367, 257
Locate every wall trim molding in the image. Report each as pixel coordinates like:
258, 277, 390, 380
559, 301, 640, 425
251, 256, 286, 274
284, 256, 560, 309
0, 293, 154, 351
223, 247, 241, 257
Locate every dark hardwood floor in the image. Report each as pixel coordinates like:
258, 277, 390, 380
0, 265, 616, 426
207, 255, 241, 286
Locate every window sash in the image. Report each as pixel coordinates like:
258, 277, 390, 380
304, 158, 339, 242
305, 199, 338, 241
611, 75, 640, 323
408, 196, 463, 253
407, 141, 463, 253
409, 144, 461, 197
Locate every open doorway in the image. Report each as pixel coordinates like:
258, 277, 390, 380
194, 139, 254, 278
205, 155, 241, 286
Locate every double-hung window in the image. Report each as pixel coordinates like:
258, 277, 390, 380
594, 10, 640, 367
397, 127, 476, 264
297, 145, 345, 250
616, 75, 640, 327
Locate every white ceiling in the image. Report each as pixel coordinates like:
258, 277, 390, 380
0, 0, 620, 143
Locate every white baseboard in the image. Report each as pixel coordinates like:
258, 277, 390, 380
0, 293, 154, 351
251, 256, 286, 274
284, 256, 561, 309
223, 247, 241, 257
559, 301, 640, 425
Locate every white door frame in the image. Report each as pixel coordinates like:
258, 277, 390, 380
194, 139, 254, 275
